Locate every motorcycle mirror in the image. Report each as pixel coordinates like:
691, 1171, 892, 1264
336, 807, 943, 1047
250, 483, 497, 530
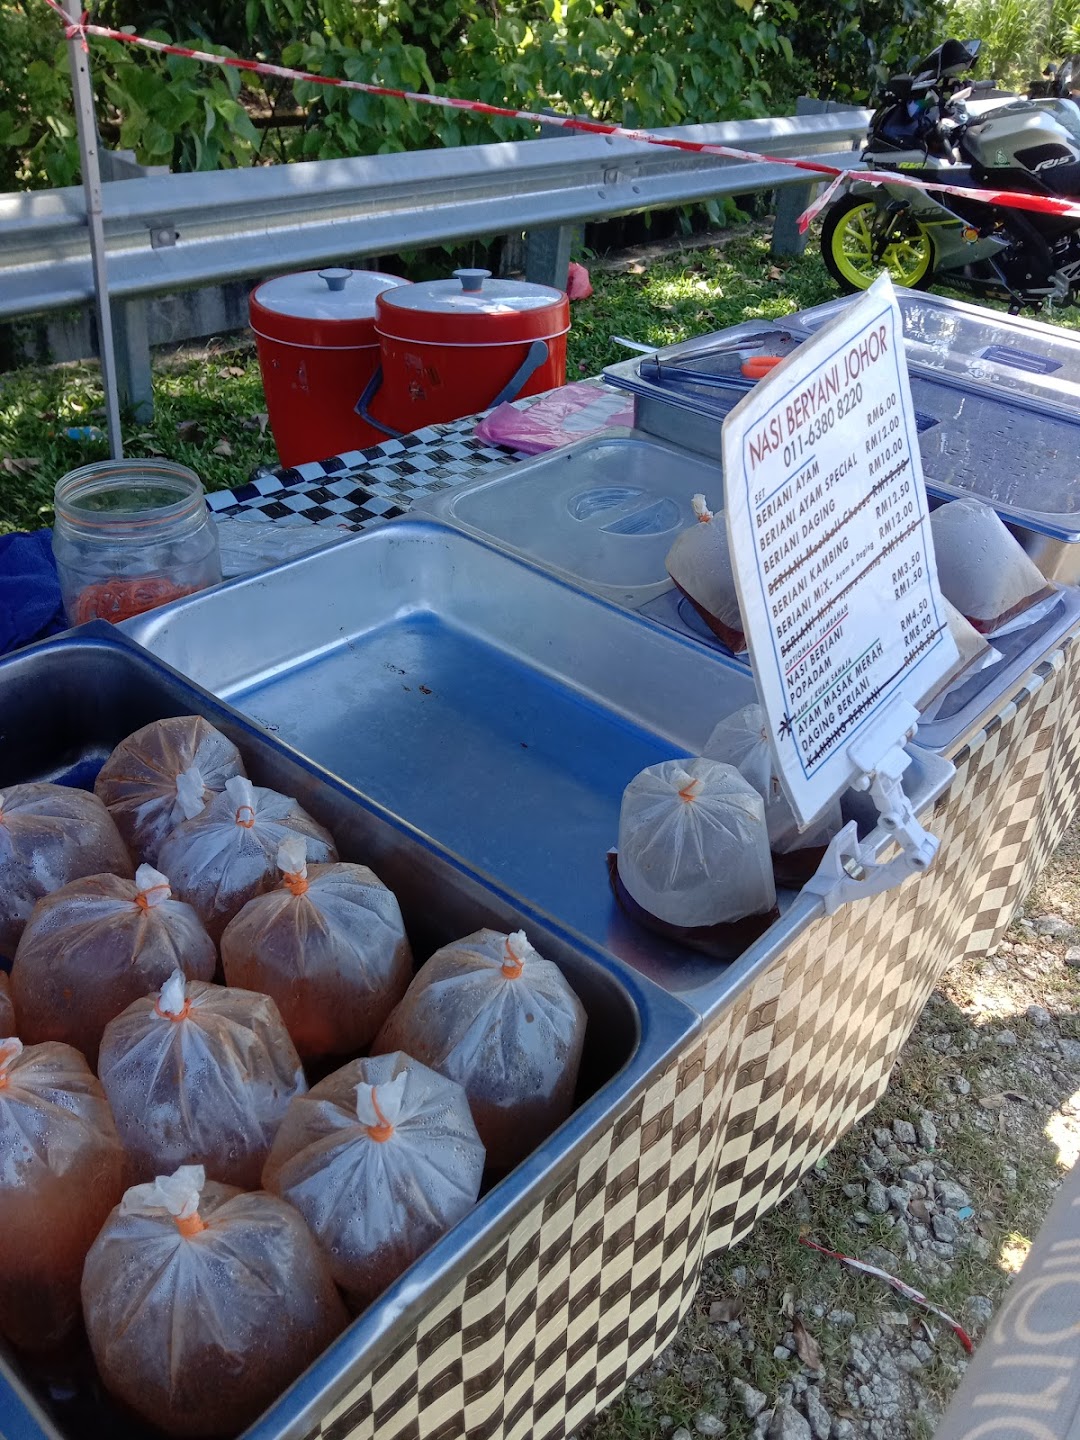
1046, 63, 1059, 76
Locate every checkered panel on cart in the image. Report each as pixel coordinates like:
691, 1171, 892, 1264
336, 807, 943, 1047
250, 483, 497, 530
703, 655, 1075, 1252
311, 1032, 728, 1440
1015, 642, 1080, 895
206, 420, 529, 532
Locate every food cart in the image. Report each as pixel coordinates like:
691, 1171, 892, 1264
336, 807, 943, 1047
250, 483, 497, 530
2, 285, 1079, 1440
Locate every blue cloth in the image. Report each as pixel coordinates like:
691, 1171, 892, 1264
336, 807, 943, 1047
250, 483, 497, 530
0, 529, 65, 655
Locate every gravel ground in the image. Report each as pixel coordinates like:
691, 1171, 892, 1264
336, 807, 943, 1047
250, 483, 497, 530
583, 814, 1080, 1440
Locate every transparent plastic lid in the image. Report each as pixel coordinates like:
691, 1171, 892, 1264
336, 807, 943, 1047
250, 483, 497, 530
795, 289, 1080, 418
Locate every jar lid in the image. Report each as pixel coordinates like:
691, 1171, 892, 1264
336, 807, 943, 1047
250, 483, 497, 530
375, 269, 570, 345
250, 269, 408, 348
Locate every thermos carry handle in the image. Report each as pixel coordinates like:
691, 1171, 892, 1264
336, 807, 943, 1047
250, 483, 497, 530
355, 339, 551, 439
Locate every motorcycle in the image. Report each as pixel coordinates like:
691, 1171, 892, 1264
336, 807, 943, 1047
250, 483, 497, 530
819, 38, 1080, 307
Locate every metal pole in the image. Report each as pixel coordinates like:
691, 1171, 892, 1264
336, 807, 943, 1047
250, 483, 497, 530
63, 1, 124, 458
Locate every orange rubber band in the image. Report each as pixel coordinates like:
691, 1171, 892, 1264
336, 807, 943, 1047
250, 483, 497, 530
678, 779, 699, 802
501, 939, 524, 979
282, 871, 309, 896
135, 884, 170, 910
175, 1212, 206, 1238
154, 996, 192, 1022
365, 1086, 395, 1143
71, 576, 198, 625
234, 805, 256, 829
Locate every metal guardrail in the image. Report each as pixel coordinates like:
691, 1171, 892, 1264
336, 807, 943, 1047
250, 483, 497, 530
0, 107, 869, 415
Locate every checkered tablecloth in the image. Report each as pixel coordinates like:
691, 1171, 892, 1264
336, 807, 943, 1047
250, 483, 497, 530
205, 415, 531, 531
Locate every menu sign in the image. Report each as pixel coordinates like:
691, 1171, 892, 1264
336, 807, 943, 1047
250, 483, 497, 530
724, 274, 957, 826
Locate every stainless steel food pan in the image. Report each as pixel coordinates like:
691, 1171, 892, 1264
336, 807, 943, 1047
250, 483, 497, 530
0, 630, 697, 1440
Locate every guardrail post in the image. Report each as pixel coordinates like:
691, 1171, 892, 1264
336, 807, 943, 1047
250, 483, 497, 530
99, 149, 167, 422
525, 224, 576, 290
112, 298, 154, 424
771, 97, 863, 258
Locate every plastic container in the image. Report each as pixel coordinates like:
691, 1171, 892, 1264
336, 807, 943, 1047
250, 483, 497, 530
11, 865, 217, 1067
93, 715, 248, 865
0, 783, 133, 960
0, 1038, 126, 1352
221, 838, 412, 1061
82, 1165, 347, 1438
374, 929, 586, 1171
52, 460, 221, 625
249, 267, 409, 467
263, 1053, 485, 1310
98, 971, 307, 1188
362, 269, 570, 437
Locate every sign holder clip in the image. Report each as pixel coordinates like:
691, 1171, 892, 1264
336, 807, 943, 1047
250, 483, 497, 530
801, 701, 946, 915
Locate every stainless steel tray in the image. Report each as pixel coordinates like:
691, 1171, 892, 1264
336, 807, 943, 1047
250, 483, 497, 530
121, 517, 954, 1009
0, 630, 698, 1440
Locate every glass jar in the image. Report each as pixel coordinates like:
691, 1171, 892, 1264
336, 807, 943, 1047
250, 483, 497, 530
53, 461, 222, 625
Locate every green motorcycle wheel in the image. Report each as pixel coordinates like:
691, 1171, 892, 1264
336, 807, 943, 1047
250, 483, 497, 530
821, 196, 936, 293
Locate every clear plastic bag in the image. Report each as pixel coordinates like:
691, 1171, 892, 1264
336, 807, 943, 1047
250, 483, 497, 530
82, 1165, 347, 1438
617, 758, 775, 927
221, 838, 412, 1061
374, 929, 586, 1171
0, 783, 132, 959
0, 973, 13, 1038
156, 776, 338, 942
703, 704, 842, 855
0, 1038, 126, 1352
263, 1053, 484, 1310
11, 865, 216, 1067
930, 498, 1055, 633
916, 598, 1001, 713
665, 495, 746, 652
94, 715, 247, 865
98, 970, 307, 1189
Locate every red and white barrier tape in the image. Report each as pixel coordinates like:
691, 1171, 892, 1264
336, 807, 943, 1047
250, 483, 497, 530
40, 0, 1080, 235
800, 1236, 975, 1352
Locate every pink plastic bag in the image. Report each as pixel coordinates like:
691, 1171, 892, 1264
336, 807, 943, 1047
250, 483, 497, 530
263, 1052, 484, 1310
94, 715, 247, 865
474, 382, 634, 454
11, 865, 216, 1066
566, 260, 593, 300
0, 1038, 126, 1352
99, 970, 307, 1188
374, 929, 586, 1170
221, 838, 412, 1060
82, 1165, 347, 1438
156, 776, 338, 942
0, 783, 132, 958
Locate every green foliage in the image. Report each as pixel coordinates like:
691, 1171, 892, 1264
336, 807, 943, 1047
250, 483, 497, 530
0, 4, 78, 190
1, 0, 942, 192
946, 0, 1050, 87
760, 0, 949, 101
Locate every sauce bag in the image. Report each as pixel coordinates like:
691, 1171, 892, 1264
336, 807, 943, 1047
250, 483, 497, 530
617, 758, 775, 927
98, 970, 306, 1189
0, 1038, 126, 1351
82, 1165, 346, 1437
11, 865, 216, 1067
665, 495, 746, 652
374, 929, 586, 1171
0, 784, 132, 959
94, 716, 247, 865
221, 837, 412, 1061
263, 1053, 484, 1310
